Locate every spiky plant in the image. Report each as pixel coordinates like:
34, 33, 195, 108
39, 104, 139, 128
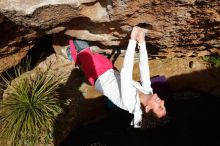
0, 67, 65, 146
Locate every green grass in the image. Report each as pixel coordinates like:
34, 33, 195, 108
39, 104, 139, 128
202, 56, 220, 68
0, 58, 66, 146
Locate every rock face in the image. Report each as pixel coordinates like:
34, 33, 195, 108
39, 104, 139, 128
0, 0, 220, 72
0, 16, 38, 72
0, 1, 220, 144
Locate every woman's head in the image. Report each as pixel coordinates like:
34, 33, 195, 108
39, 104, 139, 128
144, 93, 166, 118
140, 93, 166, 118
140, 109, 168, 129
139, 93, 168, 129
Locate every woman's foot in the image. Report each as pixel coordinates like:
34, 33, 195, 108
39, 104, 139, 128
61, 46, 73, 61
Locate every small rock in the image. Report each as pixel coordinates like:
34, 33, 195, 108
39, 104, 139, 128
0, 14, 4, 23
189, 61, 194, 68
210, 48, 220, 55
187, 51, 198, 57
198, 50, 211, 57
189, 60, 201, 69
197, 46, 206, 50
175, 53, 185, 58
120, 25, 132, 32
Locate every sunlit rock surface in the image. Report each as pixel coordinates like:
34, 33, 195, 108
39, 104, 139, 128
0, 0, 219, 71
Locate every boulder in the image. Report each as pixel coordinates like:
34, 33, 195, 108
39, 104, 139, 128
0, 0, 220, 72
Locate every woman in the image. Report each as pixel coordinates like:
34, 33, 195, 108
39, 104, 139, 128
64, 26, 167, 129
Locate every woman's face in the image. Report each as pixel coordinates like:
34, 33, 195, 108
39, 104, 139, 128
145, 93, 166, 118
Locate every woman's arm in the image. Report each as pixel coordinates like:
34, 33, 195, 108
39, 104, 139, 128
120, 39, 137, 112
139, 42, 153, 93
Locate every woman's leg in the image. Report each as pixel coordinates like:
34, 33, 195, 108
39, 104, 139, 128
75, 47, 113, 86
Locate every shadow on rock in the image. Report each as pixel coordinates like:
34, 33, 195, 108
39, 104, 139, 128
59, 67, 220, 146
53, 68, 107, 146
168, 66, 220, 96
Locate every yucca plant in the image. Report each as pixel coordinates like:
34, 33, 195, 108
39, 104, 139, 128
0, 62, 65, 145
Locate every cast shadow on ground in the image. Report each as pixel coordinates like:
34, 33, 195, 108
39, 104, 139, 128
53, 68, 108, 146
59, 66, 220, 146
